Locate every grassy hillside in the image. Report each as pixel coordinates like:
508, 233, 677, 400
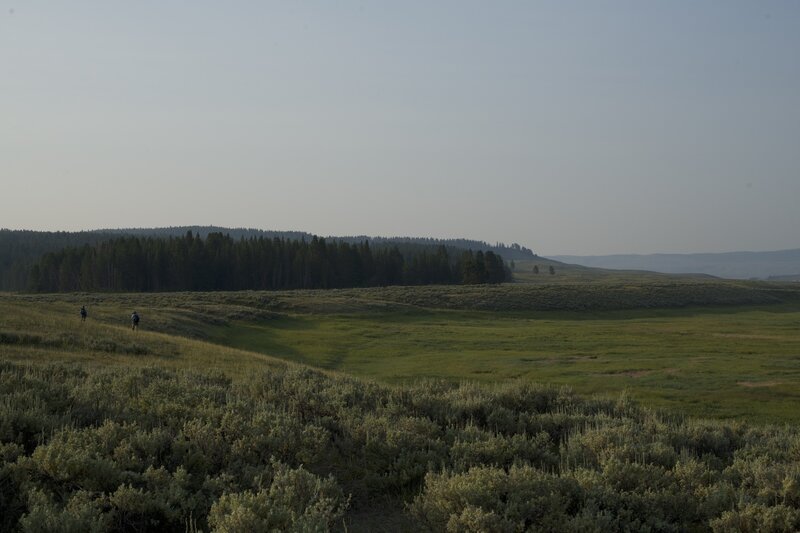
510, 258, 716, 283
2, 280, 799, 424
2, 282, 800, 530
3, 360, 799, 532
550, 248, 800, 280
0, 294, 283, 380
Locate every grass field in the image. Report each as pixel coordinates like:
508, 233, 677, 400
209, 304, 800, 423
206, 308, 800, 421
3, 280, 800, 530
2, 279, 799, 424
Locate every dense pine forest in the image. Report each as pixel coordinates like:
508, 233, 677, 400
0, 228, 526, 291
26, 232, 510, 292
0, 230, 121, 291
96, 227, 536, 260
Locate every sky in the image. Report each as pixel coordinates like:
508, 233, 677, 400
1, 2, 799, 255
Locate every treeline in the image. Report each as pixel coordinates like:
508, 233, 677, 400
338, 235, 536, 261
28, 232, 510, 292
97, 227, 537, 260
0, 228, 317, 291
1, 227, 532, 290
0, 229, 120, 291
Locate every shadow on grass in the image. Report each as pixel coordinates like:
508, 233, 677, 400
207, 318, 320, 366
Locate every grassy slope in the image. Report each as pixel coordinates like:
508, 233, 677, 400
2, 280, 799, 529
0, 294, 287, 381
2, 278, 800, 424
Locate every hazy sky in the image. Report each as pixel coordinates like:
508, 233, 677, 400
2, 2, 798, 255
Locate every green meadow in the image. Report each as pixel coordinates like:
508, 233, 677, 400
209, 305, 800, 423
3, 279, 800, 530
3, 278, 799, 424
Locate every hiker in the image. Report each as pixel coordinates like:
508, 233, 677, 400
80, 306, 87, 322
131, 311, 140, 331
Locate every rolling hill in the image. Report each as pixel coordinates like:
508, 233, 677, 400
2, 283, 800, 530
551, 248, 800, 280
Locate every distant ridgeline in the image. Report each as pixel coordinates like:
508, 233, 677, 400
102, 227, 537, 261
96, 225, 314, 242
0, 227, 530, 291
24, 231, 510, 292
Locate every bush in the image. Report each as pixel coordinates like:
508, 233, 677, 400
1, 360, 800, 530
410, 465, 583, 531
207, 461, 347, 532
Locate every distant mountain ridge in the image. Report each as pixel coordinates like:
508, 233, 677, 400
92, 226, 313, 242
551, 249, 800, 280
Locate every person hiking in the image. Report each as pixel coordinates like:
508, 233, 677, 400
131, 311, 140, 331
80, 306, 87, 322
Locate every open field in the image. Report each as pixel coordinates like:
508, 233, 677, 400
210, 304, 800, 424
2, 279, 799, 423
3, 280, 800, 530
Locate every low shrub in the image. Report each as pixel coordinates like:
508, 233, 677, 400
1, 361, 799, 531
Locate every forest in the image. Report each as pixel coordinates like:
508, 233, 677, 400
26, 232, 510, 292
